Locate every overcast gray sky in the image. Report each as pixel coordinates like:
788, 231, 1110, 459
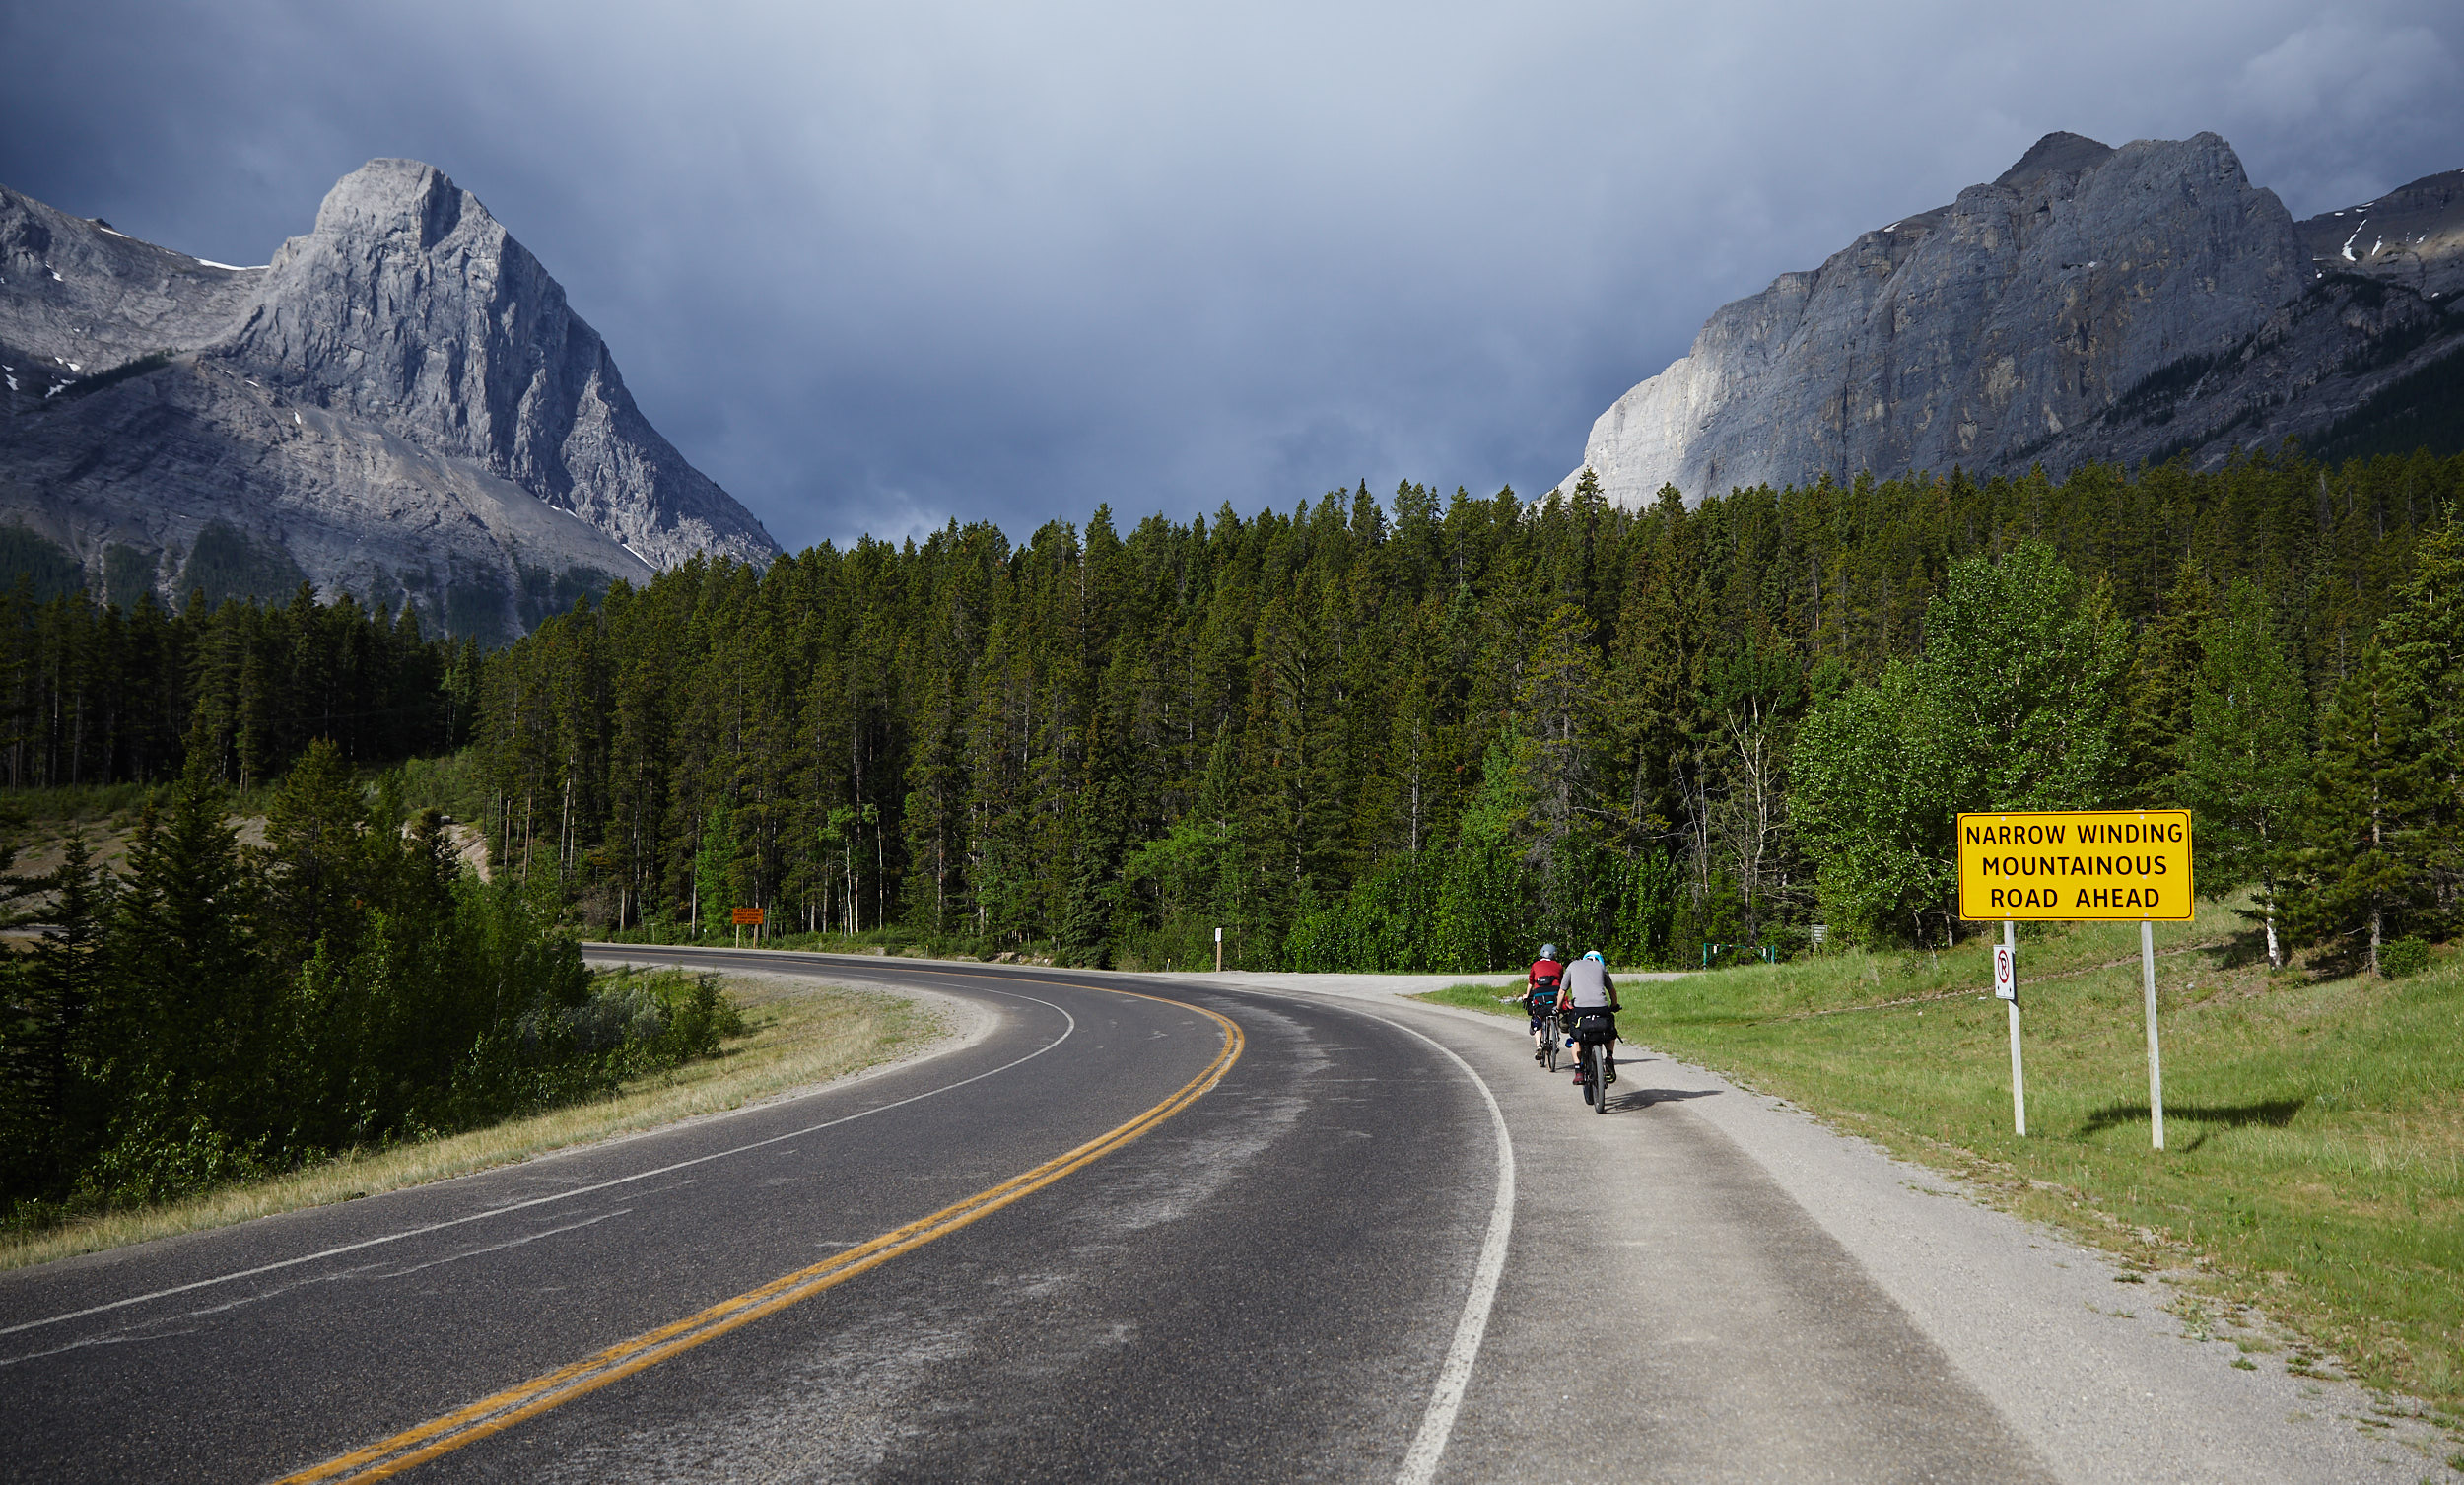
7, 1, 2461, 551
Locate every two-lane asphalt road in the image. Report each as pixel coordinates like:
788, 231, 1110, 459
11, 951, 2432, 1483
0, 954, 1504, 1483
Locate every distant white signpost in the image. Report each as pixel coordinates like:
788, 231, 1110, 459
1956, 810, 2194, 1150
1993, 940, 2021, 1135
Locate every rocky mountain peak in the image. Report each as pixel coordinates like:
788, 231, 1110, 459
2293, 167, 2464, 298
0, 161, 783, 638
1566, 130, 2461, 506
1992, 131, 2116, 190
224, 158, 776, 571
308, 158, 469, 247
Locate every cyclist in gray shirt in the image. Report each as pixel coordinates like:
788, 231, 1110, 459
1559, 950, 1620, 1086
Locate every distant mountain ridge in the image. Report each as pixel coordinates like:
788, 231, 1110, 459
0, 160, 780, 637
1568, 132, 2464, 505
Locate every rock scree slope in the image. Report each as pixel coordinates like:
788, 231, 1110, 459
1570, 131, 2464, 506
0, 160, 779, 637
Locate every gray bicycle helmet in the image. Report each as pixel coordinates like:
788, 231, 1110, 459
1540, 944, 1560, 961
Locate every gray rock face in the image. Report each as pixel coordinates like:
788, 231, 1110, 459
0, 351, 655, 635
0, 185, 264, 375
227, 160, 774, 570
0, 160, 780, 635
1571, 133, 2464, 504
2295, 168, 2464, 299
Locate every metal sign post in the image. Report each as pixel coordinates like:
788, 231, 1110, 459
1214, 925, 1223, 973
1996, 923, 2023, 1135
1955, 810, 2191, 1154
2142, 920, 2165, 1150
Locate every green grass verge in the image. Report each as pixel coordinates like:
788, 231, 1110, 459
1612, 898, 2463, 1417
1410, 981, 1528, 1016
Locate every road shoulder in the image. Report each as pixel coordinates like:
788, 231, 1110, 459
1175, 971, 2455, 1484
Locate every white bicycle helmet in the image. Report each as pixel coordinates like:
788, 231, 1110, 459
1584, 950, 1605, 963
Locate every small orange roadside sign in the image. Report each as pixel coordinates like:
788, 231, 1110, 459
730, 908, 765, 926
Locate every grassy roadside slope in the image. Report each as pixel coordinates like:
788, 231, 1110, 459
1415, 982, 1527, 1016
1587, 902, 2462, 1419
2, 972, 941, 1272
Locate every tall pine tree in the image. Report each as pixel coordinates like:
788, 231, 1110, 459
2374, 511, 2463, 930
2284, 644, 2430, 974
2175, 579, 2311, 965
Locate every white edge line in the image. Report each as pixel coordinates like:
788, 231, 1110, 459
2, 984, 1078, 1339
1359, 1008, 1515, 1485
2, 1210, 645, 1368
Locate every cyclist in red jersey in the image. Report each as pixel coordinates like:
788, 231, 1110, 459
1524, 944, 1565, 1063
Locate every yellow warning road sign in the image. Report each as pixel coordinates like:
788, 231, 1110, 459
1955, 810, 2192, 921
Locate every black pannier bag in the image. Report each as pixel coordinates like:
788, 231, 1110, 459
1569, 1012, 1615, 1044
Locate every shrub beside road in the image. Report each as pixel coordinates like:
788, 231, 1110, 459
1, 971, 937, 1271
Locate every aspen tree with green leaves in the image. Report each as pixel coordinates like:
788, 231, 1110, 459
1795, 541, 2126, 944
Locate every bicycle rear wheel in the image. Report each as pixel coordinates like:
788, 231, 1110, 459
1577, 1043, 1595, 1105
1544, 1022, 1559, 1073
1593, 1042, 1609, 1114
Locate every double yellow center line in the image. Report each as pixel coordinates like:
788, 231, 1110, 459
281, 988, 1244, 1483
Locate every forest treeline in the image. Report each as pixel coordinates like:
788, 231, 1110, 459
469, 446, 2463, 974
6, 446, 2450, 1210
0, 587, 712, 1215
0, 580, 483, 792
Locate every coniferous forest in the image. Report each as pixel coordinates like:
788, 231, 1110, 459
469, 446, 2463, 977
0, 594, 723, 1213
0, 582, 484, 791
2, 444, 2458, 1213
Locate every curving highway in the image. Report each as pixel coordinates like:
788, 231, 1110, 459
0, 955, 1512, 1483
6, 950, 2430, 1483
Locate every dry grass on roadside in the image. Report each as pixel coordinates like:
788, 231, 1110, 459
0, 972, 942, 1272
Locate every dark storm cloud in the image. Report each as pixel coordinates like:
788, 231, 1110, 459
7, 1, 2461, 550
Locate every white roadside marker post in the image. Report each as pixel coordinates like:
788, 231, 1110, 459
1214, 925, 1223, 973
2142, 919, 2165, 1150
1997, 921, 2023, 1135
